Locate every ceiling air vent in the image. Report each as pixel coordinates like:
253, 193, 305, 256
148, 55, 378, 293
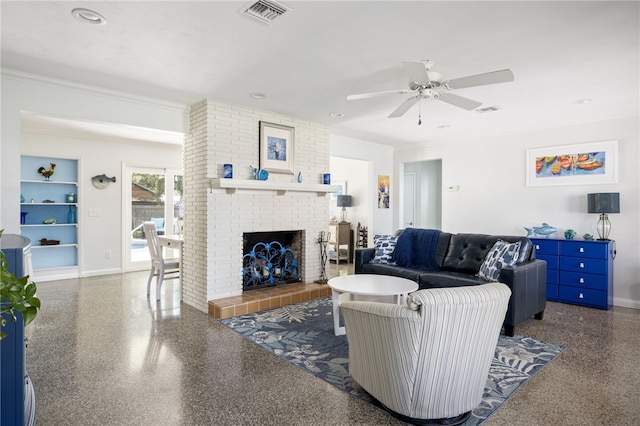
241, 0, 290, 24
476, 106, 500, 113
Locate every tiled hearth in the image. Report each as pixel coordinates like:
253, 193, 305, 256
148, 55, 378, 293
208, 282, 331, 319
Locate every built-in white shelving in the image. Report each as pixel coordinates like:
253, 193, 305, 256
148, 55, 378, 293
20, 155, 79, 281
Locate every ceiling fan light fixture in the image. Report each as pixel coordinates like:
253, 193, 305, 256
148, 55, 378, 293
71, 8, 107, 25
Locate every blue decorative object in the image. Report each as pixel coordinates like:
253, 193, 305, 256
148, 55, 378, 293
242, 241, 300, 290
223, 163, 233, 178
524, 223, 557, 239
323, 173, 331, 184
250, 165, 269, 181
583, 233, 594, 240
564, 229, 576, 239
297, 171, 302, 183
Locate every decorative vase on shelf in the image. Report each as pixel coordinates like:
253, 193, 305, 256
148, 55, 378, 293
564, 229, 576, 240
297, 171, 303, 183
67, 206, 77, 224
20, 194, 25, 203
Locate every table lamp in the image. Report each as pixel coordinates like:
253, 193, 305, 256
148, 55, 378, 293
337, 195, 352, 222
587, 192, 620, 240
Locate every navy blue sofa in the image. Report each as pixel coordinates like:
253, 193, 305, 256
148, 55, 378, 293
355, 230, 547, 336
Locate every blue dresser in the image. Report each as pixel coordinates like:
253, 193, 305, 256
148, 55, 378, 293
1, 234, 36, 426
531, 238, 614, 310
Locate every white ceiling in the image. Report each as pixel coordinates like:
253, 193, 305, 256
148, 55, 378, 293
2, 1, 639, 149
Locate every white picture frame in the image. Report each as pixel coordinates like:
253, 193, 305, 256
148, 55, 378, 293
259, 121, 295, 174
525, 140, 618, 187
332, 181, 346, 199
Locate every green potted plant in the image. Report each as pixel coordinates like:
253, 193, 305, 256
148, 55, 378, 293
0, 229, 41, 340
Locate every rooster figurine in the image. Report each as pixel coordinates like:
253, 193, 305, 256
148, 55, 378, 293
37, 163, 56, 181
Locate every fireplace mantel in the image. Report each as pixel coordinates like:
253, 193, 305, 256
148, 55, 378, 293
210, 178, 339, 196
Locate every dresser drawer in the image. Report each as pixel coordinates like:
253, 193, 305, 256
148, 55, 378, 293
536, 254, 558, 270
559, 286, 608, 309
559, 241, 608, 259
560, 271, 608, 290
559, 256, 608, 274
532, 239, 559, 256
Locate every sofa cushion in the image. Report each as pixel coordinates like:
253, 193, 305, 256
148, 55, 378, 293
441, 234, 532, 274
370, 235, 398, 264
360, 263, 422, 283
477, 240, 521, 282
418, 271, 489, 289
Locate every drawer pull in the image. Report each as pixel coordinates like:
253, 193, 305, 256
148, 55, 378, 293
579, 293, 584, 299
579, 262, 585, 268
579, 247, 584, 253
579, 278, 585, 284
535, 244, 540, 250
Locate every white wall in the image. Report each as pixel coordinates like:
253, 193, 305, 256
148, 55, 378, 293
330, 136, 394, 236
21, 130, 182, 276
329, 156, 369, 240
1, 70, 188, 234
393, 116, 640, 308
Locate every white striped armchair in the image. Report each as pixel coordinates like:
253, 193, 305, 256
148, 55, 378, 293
340, 282, 511, 425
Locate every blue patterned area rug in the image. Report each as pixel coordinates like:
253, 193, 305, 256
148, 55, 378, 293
221, 297, 564, 425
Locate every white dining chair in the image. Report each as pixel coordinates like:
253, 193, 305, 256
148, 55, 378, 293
142, 221, 180, 300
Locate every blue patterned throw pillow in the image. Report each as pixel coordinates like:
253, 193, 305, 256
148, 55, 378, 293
477, 239, 521, 282
370, 235, 397, 264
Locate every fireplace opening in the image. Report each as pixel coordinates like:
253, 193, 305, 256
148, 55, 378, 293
242, 230, 302, 291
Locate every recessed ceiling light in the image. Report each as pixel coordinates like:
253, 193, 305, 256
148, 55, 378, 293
250, 93, 266, 99
437, 124, 451, 129
329, 112, 344, 118
576, 98, 592, 104
71, 8, 107, 25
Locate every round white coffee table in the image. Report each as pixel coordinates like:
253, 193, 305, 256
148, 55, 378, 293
328, 274, 419, 336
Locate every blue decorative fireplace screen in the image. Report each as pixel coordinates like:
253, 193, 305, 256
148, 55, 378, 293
242, 231, 302, 291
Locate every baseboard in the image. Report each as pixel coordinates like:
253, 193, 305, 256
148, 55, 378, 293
80, 268, 122, 277
613, 296, 640, 310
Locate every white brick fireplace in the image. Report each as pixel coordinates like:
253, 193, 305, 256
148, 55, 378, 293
182, 100, 331, 312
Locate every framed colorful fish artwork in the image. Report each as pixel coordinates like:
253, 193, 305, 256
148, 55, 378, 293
525, 140, 618, 186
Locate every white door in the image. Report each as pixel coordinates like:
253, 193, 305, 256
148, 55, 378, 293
403, 172, 416, 228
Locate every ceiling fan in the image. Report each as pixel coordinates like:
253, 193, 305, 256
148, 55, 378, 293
347, 60, 514, 121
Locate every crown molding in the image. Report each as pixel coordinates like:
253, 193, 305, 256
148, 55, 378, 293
1, 68, 190, 114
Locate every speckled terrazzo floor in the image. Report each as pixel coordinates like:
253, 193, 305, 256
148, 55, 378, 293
25, 268, 639, 425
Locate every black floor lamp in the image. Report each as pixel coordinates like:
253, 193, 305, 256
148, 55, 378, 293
587, 192, 620, 240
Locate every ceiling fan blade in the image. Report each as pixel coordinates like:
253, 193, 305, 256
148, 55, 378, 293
402, 61, 431, 83
437, 92, 482, 110
347, 89, 412, 100
445, 69, 514, 89
389, 96, 419, 118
